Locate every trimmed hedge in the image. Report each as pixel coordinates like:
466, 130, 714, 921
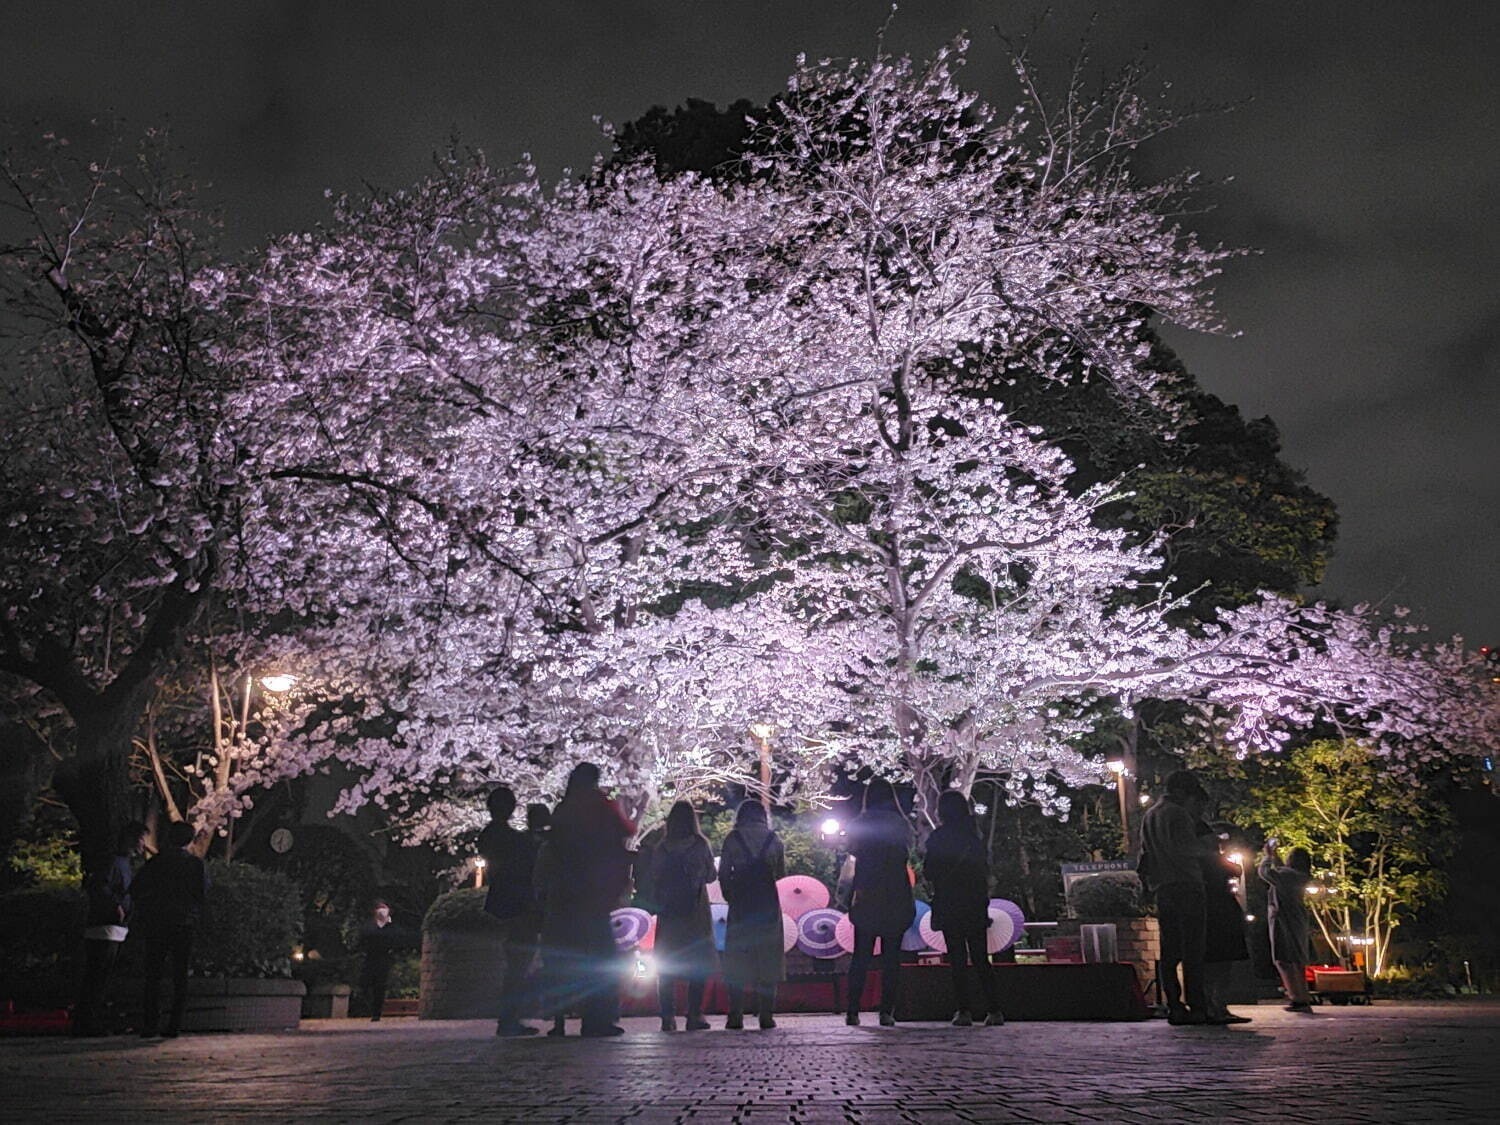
423, 888, 502, 935
196, 861, 303, 979
1068, 872, 1147, 918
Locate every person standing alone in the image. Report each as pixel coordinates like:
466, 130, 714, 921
923, 792, 1004, 1027
131, 820, 209, 1039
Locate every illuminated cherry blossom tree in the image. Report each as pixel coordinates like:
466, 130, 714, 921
204, 43, 1495, 839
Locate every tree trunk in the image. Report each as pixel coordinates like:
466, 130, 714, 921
52, 705, 143, 874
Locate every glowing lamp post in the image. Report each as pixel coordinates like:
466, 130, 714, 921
474, 856, 487, 889
750, 722, 776, 813
258, 673, 297, 693
1106, 759, 1129, 854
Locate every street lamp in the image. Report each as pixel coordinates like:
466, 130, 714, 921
1106, 759, 1129, 854
474, 856, 487, 889
259, 673, 297, 693
750, 722, 776, 813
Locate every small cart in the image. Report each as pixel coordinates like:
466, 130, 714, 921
1306, 965, 1373, 1005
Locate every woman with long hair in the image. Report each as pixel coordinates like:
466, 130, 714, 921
844, 778, 914, 1027
718, 799, 786, 1029
648, 800, 717, 1031
1259, 840, 1315, 1012
923, 790, 1003, 1027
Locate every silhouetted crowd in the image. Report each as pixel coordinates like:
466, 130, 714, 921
475, 764, 1006, 1037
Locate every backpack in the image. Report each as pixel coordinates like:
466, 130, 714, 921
654, 845, 702, 918
722, 832, 780, 922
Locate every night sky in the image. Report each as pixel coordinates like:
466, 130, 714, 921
5, 2, 1496, 644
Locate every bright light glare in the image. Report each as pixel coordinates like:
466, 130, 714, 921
1227, 852, 1245, 866
1245, 914, 1256, 922
1138, 793, 1151, 806
259, 673, 297, 693
820, 817, 841, 836
1106, 759, 1126, 774
973, 802, 989, 816
749, 722, 776, 740
474, 857, 487, 869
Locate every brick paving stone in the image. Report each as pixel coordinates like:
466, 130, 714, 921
1, 1001, 1497, 1123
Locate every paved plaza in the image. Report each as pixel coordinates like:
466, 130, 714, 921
2, 1001, 1496, 1123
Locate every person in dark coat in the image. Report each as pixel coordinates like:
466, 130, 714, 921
649, 800, 716, 1031
130, 820, 209, 1039
477, 785, 542, 1036
1198, 823, 1251, 1024
538, 763, 634, 1037
1139, 770, 1216, 1025
719, 799, 786, 1030
72, 820, 148, 1036
923, 791, 1003, 1027
1259, 840, 1315, 1012
357, 899, 404, 1021
844, 778, 915, 1027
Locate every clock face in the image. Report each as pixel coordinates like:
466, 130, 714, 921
269, 828, 295, 854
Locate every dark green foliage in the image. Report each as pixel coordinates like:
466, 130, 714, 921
275, 825, 378, 963
1068, 872, 1146, 918
0, 883, 85, 980
423, 887, 501, 935
194, 861, 302, 979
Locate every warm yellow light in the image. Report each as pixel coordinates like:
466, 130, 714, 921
749, 722, 776, 740
1106, 759, 1126, 775
474, 857, 487, 869
259, 673, 297, 693
1227, 852, 1245, 866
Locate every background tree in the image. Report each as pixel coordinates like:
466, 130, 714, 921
0, 129, 234, 869
1240, 738, 1457, 977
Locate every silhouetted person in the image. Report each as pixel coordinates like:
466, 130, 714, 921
526, 802, 552, 839
478, 785, 543, 1037
72, 820, 147, 1036
719, 799, 785, 1029
541, 762, 634, 1037
131, 820, 209, 1039
1259, 840, 1315, 1012
1199, 823, 1251, 1024
358, 900, 404, 1021
924, 791, 1003, 1027
650, 800, 716, 1031
1139, 770, 1215, 1025
844, 778, 914, 1027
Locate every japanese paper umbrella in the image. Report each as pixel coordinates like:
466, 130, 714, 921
834, 913, 883, 956
902, 900, 932, 952
796, 908, 844, 959
710, 903, 730, 952
782, 912, 799, 953
776, 875, 829, 921
609, 907, 652, 951
917, 911, 947, 954
985, 898, 1027, 954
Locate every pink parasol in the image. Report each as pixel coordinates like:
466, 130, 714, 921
776, 875, 830, 921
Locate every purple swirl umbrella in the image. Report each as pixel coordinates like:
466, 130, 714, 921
901, 900, 932, 951
796, 908, 844, 959
609, 907, 652, 951
986, 898, 1028, 954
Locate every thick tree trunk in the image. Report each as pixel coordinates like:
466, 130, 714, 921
52, 705, 144, 874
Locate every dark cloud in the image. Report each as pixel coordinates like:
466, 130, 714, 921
4, 0, 1494, 642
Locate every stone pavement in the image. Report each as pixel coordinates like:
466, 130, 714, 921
2, 1001, 1496, 1123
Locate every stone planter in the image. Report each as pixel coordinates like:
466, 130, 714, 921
115, 976, 305, 1032
302, 982, 351, 1019
419, 928, 507, 1019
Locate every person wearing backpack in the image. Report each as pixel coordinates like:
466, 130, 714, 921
718, 799, 785, 1030
924, 791, 1004, 1027
649, 801, 717, 1031
844, 778, 914, 1027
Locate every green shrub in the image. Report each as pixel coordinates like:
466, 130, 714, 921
422, 887, 500, 935
1373, 965, 1455, 999
193, 861, 302, 979
0, 883, 85, 983
1068, 872, 1146, 918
